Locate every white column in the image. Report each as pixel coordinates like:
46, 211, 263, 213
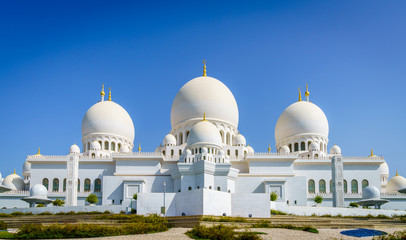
66, 154, 79, 206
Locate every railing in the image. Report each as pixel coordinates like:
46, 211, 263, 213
0, 190, 29, 195
247, 152, 297, 157
80, 156, 112, 160
343, 156, 384, 160
27, 155, 67, 159
307, 192, 405, 198
113, 152, 161, 157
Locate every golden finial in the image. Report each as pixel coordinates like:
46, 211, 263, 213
108, 87, 111, 101
369, 148, 376, 157
203, 60, 207, 76
298, 88, 302, 102
202, 113, 207, 121
138, 143, 141, 153
100, 84, 105, 101
396, 170, 399, 176
35, 147, 42, 156
13, 169, 15, 174
305, 83, 310, 101
268, 144, 271, 153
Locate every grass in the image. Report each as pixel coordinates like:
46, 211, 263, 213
186, 224, 261, 240
0, 231, 14, 239
201, 216, 247, 223
251, 220, 318, 234
373, 230, 406, 240
271, 210, 287, 215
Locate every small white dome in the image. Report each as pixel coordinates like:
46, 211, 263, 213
330, 145, 341, 154
247, 145, 254, 154
309, 142, 319, 151
185, 149, 192, 155
380, 162, 389, 176
70, 144, 80, 154
233, 134, 246, 146
30, 184, 48, 198
90, 141, 101, 150
275, 101, 329, 144
82, 101, 135, 143
362, 186, 380, 200
163, 134, 177, 146
187, 120, 223, 148
280, 145, 290, 154
171, 76, 239, 129
2, 173, 25, 190
23, 161, 31, 173
386, 175, 406, 193
120, 145, 130, 153
219, 149, 225, 155
202, 147, 208, 154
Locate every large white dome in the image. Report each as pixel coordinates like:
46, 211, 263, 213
275, 101, 329, 143
386, 175, 406, 193
82, 101, 135, 142
171, 76, 239, 129
2, 173, 25, 190
187, 120, 223, 148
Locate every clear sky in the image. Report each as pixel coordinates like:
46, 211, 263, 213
0, 1, 405, 178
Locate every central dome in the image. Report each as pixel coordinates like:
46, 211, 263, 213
187, 120, 223, 148
171, 76, 239, 129
275, 101, 329, 143
82, 101, 135, 143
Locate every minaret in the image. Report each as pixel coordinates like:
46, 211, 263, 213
203, 60, 207, 77
305, 84, 310, 102
298, 88, 302, 102
108, 87, 112, 101
100, 84, 105, 101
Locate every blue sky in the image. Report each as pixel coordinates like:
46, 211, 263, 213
0, 1, 405, 177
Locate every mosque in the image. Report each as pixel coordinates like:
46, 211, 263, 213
0, 63, 406, 216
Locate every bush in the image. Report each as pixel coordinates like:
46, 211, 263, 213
0, 220, 7, 230
52, 199, 65, 207
0, 213, 11, 218
186, 224, 260, 240
271, 210, 287, 215
349, 202, 359, 208
133, 193, 137, 200
251, 223, 318, 234
314, 195, 323, 204
270, 191, 278, 201
38, 212, 53, 215
86, 194, 98, 204
36, 204, 45, 208
373, 230, 405, 240
201, 216, 247, 222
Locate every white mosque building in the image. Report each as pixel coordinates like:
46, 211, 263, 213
1, 63, 406, 216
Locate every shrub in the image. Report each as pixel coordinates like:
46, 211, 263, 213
86, 194, 98, 204
0, 220, 7, 230
251, 220, 271, 228
314, 195, 323, 204
186, 224, 261, 240
11, 212, 25, 216
52, 199, 65, 206
133, 193, 137, 200
38, 211, 52, 215
103, 210, 111, 214
0, 213, 11, 218
36, 204, 45, 207
373, 230, 405, 240
271, 210, 287, 215
349, 202, 359, 208
201, 216, 247, 222
270, 191, 278, 201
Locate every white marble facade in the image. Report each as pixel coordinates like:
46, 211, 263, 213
1, 68, 406, 216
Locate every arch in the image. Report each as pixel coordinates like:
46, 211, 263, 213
351, 179, 358, 193
227, 149, 230, 155
329, 180, 333, 193
94, 178, 101, 192
209, 186, 212, 189
217, 186, 221, 191
77, 179, 80, 192
84, 178, 91, 192
289, 144, 292, 152
171, 149, 174, 156
52, 178, 59, 192
162, 150, 166, 156
344, 180, 348, 193
91, 153, 96, 157
362, 179, 369, 190
186, 131, 190, 142
87, 142, 90, 151
235, 150, 238, 156
63, 178, 66, 192
118, 143, 121, 151
319, 179, 326, 193
111, 142, 116, 151
320, 142, 323, 152
179, 132, 183, 145
308, 179, 315, 193
301, 142, 305, 151
179, 149, 182, 156
42, 178, 49, 190
314, 154, 319, 157
294, 143, 299, 152
226, 132, 230, 145
308, 141, 312, 148
219, 131, 224, 143
104, 141, 109, 150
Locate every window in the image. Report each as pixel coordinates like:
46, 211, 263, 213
330, 180, 333, 193
217, 186, 221, 191
84, 179, 91, 192
52, 178, 59, 192
344, 180, 348, 193
179, 132, 183, 145
91, 153, 95, 157
301, 142, 305, 151
220, 131, 224, 143
77, 179, 80, 192
235, 150, 238, 156
209, 186, 212, 189
118, 143, 121, 151
63, 178, 66, 192
104, 141, 109, 150
362, 179, 369, 190
98, 141, 102, 148
94, 179, 101, 192
171, 149, 174, 156
226, 132, 230, 145
308, 179, 315, 193
319, 180, 326, 193
320, 142, 323, 152
111, 142, 115, 151
179, 149, 182, 155
42, 178, 49, 190
294, 143, 299, 152
351, 180, 358, 193
289, 144, 292, 152
227, 150, 230, 155
188, 187, 192, 191
186, 131, 190, 141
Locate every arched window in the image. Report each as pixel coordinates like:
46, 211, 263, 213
188, 186, 192, 191
179, 149, 182, 155
209, 186, 212, 189
235, 150, 238, 156
289, 144, 292, 152
219, 131, 224, 143
111, 142, 115, 151
315, 154, 319, 158
320, 142, 323, 152
104, 141, 109, 150
91, 153, 95, 157
84, 179, 91, 192
77, 179, 80, 192
330, 180, 333, 193
63, 178, 66, 192
52, 178, 59, 192
351, 180, 358, 193
362, 179, 369, 190
319, 179, 326, 193
344, 180, 348, 193
87, 142, 90, 151
308, 141, 312, 148
217, 186, 221, 191
227, 150, 230, 155
162, 150, 166, 156
118, 143, 121, 151
226, 133, 230, 145
301, 142, 305, 151
179, 132, 183, 145
308, 179, 315, 193
98, 141, 102, 148
94, 178, 101, 192
42, 178, 49, 190
294, 143, 299, 152
171, 149, 174, 156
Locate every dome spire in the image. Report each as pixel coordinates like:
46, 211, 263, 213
108, 87, 112, 101
369, 148, 376, 157
396, 170, 399, 176
13, 169, 15, 174
100, 84, 105, 101
35, 147, 42, 156
298, 88, 302, 102
268, 144, 271, 153
138, 143, 141, 153
305, 83, 310, 102
203, 60, 207, 76
202, 113, 207, 121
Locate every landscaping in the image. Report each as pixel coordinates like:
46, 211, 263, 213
186, 224, 261, 240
